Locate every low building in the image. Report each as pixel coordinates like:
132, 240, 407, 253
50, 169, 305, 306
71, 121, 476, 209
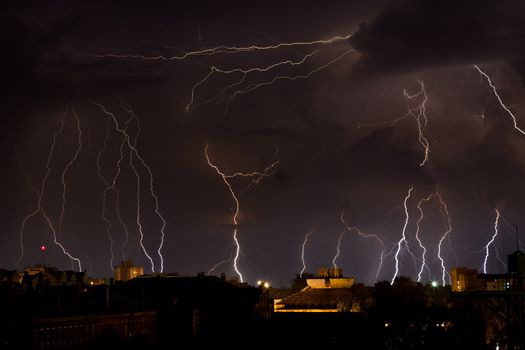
274, 268, 361, 313
0, 269, 18, 286
18, 266, 87, 288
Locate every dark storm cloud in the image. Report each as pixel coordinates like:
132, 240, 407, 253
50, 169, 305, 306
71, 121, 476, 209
349, 0, 525, 75
0, 2, 176, 102
5, 0, 525, 286
1, 2, 88, 96
443, 119, 525, 208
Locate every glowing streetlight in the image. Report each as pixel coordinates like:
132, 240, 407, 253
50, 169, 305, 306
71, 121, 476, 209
431, 281, 438, 288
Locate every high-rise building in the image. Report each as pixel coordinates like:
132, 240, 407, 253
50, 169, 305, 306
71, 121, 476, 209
114, 259, 144, 281
451, 267, 481, 292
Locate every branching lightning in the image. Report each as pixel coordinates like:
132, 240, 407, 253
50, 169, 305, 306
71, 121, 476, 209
92, 101, 168, 273
225, 49, 355, 102
358, 81, 431, 167
121, 102, 168, 273
204, 143, 278, 282
483, 208, 501, 274
16, 110, 82, 271
91, 33, 354, 115
95, 114, 135, 271
340, 212, 386, 282
92, 34, 352, 61
185, 51, 320, 111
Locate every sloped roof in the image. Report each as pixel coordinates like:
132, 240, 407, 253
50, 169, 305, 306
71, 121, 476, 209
276, 287, 359, 310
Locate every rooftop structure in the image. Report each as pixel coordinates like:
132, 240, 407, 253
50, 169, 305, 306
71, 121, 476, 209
274, 268, 360, 313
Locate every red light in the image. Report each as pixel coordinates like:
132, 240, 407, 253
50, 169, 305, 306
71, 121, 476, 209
40, 245, 46, 251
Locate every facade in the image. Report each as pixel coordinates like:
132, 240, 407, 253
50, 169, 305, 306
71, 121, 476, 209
30, 312, 156, 349
114, 260, 144, 281
451, 267, 482, 292
451, 251, 525, 293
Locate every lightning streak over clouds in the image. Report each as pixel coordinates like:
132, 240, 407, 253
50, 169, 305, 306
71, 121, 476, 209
92, 34, 353, 61
185, 51, 320, 111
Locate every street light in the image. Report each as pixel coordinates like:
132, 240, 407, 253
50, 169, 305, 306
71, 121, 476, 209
256, 280, 270, 288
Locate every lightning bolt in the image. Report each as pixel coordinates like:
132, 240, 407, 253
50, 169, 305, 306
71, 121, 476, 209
436, 192, 453, 286
391, 186, 414, 284
299, 223, 319, 278
16, 110, 82, 271
332, 231, 346, 269
358, 81, 431, 167
15, 154, 42, 269
204, 143, 278, 283
415, 193, 435, 283
96, 119, 115, 270
57, 107, 83, 242
474, 65, 525, 135
340, 212, 386, 282
207, 248, 234, 276
482, 208, 501, 274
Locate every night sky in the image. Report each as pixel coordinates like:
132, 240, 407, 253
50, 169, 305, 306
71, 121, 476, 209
3, 0, 525, 287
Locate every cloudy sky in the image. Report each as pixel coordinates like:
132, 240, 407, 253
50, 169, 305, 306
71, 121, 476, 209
3, 0, 525, 287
